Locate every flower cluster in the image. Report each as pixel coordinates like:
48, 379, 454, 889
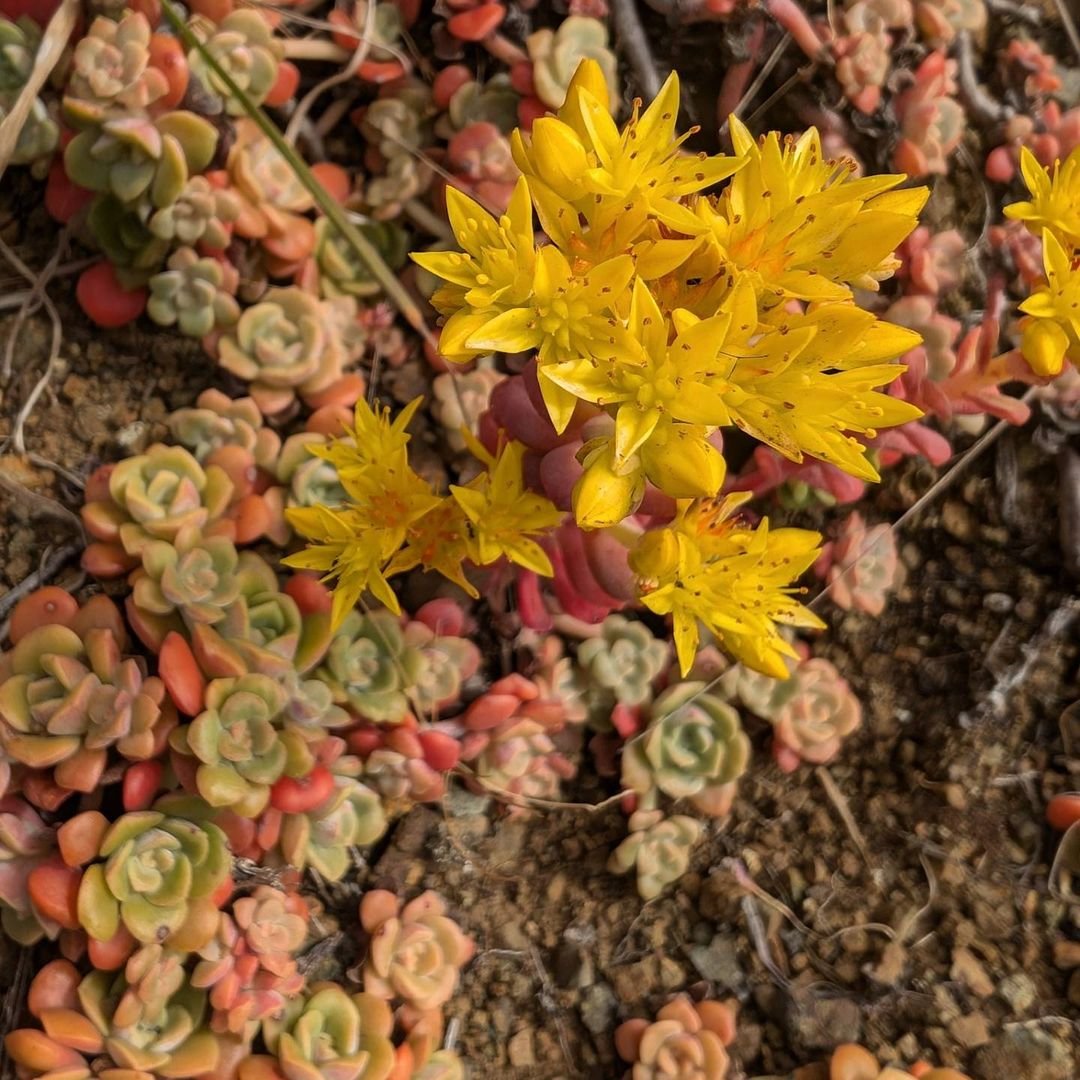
1005, 146, 1080, 377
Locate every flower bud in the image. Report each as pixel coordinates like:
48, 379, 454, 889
628, 527, 680, 584
529, 117, 590, 201
573, 445, 643, 529
640, 427, 726, 499
1021, 317, 1069, 377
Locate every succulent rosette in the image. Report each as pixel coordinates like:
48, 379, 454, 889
576, 614, 669, 717
358, 889, 475, 1011
5, 958, 222, 1080
609, 810, 702, 900
0, 601, 175, 794
622, 683, 750, 817
769, 658, 863, 770
77, 807, 231, 948
0, 796, 60, 943
615, 994, 735, 1080
241, 984, 396, 1080
171, 674, 312, 818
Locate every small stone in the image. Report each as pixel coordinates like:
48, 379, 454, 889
1067, 969, 1080, 1008
579, 982, 617, 1035
507, 1027, 536, 1066
867, 941, 907, 987
546, 872, 567, 904
973, 1026, 1074, 1080
781, 986, 862, 1052
687, 933, 743, 988
496, 919, 529, 951
942, 501, 975, 541
983, 592, 1014, 613
951, 947, 994, 998
997, 972, 1036, 1012
1052, 939, 1080, 969
949, 1012, 991, 1049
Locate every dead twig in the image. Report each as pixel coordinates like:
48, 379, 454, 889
0, 540, 82, 636
815, 766, 874, 872
1051, 0, 1080, 62
454, 765, 629, 814
0, 0, 79, 178
0, 466, 83, 530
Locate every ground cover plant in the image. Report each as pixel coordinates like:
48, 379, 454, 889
0, 0, 1078, 1076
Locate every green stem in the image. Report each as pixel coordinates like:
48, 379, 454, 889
161, 0, 437, 349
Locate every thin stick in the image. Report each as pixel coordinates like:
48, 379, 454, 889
720, 31, 791, 136
455, 765, 629, 813
610, 0, 662, 101
0, 468, 83, 530
815, 765, 873, 870
283, 0, 374, 146
0, 0, 78, 178
0, 540, 82, 633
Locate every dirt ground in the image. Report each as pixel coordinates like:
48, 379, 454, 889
2, 8, 1080, 1078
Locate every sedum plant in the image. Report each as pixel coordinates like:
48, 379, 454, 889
0, 796, 59, 943
769, 657, 863, 771
147, 246, 242, 337
5, 957, 222, 1080
577, 614, 669, 713
358, 889, 475, 1012
622, 682, 751, 818
615, 994, 736, 1080
76, 805, 231, 948
240, 984, 395, 1080
149, 176, 242, 250
0, 16, 59, 169
609, 809, 702, 900
187, 11, 283, 115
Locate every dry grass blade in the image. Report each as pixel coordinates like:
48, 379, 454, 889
161, 0, 437, 350
0, 0, 79, 178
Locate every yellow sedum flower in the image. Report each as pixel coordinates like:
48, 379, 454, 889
695, 117, 928, 305
1017, 228, 1080, 376
630, 495, 825, 677
512, 62, 744, 258
1005, 145, 1080, 251
450, 435, 564, 575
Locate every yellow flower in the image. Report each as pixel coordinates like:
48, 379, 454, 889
630, 495, 825, 677
512, 62, 743, 258
282, 505, 403, 628
450, 437, 564, 574
466, 245, 639, 432
411, 178, 537, 363
1005, 145, 1080, 250
721, 299, 924, 481
385, 496, 479, 598
314, 394, 422, 477
698, 117, 927, 304
1017, 228, 1080, 376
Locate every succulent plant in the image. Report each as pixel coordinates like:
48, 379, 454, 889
431, 367, 505, 453
5, 958, 222, 1080
615, 994, 735, 1080
216, 287, 362, 416
769, 658, 863, 771
0, 15, 36, 90
608, 809, 702, 900
402, 604, 481, 718
168, 389, 282, 471
622, 683, 750, 817
577, 615, 670, 713
241, 984, 396, 1080
816, 1044, 972, 1080
228, 118, 315, 245
833, 2, 892, 114
358, 889, 475, 1011
893, 51, 964, 176
85, 194, 171, 283
0, 796, 59, 943
65, 111, 218, 209
193, 888, 308, 1034
526, 15, 618, 110
279, 773, 387, 880
914, 0, 985, 45
316, 611, 423, 723
188, 11, 283, 114
276, 432, 349, 514
461, 716, 575, 805
306, 216, 408, 300
171, 674, 312, 817
360, 86, 435, 216
186, 553, 322, 679
444, 73, 520, 134
63, 12, 169, 126
149, 176, 242, 251
817, 512, 901, 616
445, 121, 520, 212
716, 660, 787, 721
147, 246, 242, 337
0, 17, 59, 168
0, 606, 175, 793
76, 806, 231, 947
